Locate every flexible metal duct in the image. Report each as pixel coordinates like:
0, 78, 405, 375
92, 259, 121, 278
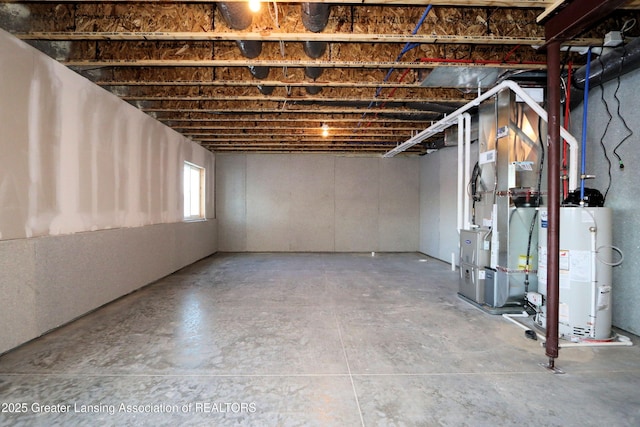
217, 2, 251, 29
573, 36, 640, 89
249, 66, 270, 80
235, 39, 262, 59
305, 85, 323, 95
304, 67, 323, 80
303, 41, 327, 59
257, 85, 275, 95
301, 3, 330, 94
302, 3, 330, 32
217, 1, 266, 87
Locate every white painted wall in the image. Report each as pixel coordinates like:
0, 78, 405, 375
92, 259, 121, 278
0, 30, 217, 354
216, 154, 420, 252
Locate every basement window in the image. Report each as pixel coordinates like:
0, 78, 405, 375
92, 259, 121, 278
183, 161, 205, 220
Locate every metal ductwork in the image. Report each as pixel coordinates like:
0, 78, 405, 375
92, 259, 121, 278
303, 41, 327, 59
217, 2, 262, 58
304, 67, 323, 95
217, 2, 331, 96
302, 3, 330, 32
304, 67, 323, 80
301, 3, 330, 95
218, 2, 266, 91
257, 85, 275, 95
235, 39, 262, 59
217, 2, 251, 29
305, 85, 323, 95
249, 66, 270, 79
572, 36, 640, 90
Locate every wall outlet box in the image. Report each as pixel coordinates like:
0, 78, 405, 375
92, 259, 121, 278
604, 31, 623, 47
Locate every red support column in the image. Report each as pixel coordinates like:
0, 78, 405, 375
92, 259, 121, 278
545, 40, 561, 367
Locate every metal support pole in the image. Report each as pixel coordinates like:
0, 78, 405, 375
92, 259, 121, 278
545, 40, 561, 368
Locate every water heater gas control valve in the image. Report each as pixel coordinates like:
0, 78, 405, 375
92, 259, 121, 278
526, 292, 543, 307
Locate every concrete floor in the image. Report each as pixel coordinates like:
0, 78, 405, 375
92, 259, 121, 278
1, 252, 639, 426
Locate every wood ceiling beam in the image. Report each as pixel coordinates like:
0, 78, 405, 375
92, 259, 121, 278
542, 0, 629, 44
207, 147, 421, 153
99, 80, 427, 88
142, 107, 443, 115
65, 59, 547, 70
209, 149, 419, 154
174, 126, 420, 130
187, 136, 414, 140
194, 136, 404, 141
16, 32, 600, 47
185, 132, 413, 138
159, 117, 419, 123
0, 1, 553, 7
124, 95, 465, 103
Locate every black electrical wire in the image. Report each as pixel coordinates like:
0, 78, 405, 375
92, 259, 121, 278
469, 161, 481, 225
597, 46, 614, 204
535, 109, 545, 203
612, 40, 633, 170
559, 47, 572, 105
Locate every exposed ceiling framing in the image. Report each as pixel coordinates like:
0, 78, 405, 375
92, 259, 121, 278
1, 0, 639, 154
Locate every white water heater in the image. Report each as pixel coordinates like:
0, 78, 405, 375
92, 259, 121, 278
536, 207, 613, 340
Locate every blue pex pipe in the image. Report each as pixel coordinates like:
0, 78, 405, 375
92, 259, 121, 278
580, 47, 592, 202
361, 5, 433, 123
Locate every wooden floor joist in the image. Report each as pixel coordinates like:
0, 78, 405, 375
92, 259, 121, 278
15, 31, 600, 47
64, 59, 548, 70
5, 0, 636, 153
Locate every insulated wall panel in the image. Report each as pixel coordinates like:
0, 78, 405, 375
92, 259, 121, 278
216, 154, 420, 252
438, 147, 460, 264
419, 155, 441, 258
0, 30, 217, 354
379, 158, 420, 251
216, 154, 247, 252
571, 69, 640, 335
0, 220, 216, 355
288, 155, 335, 252
0, 239, 36, 353
334, 157, 380, 252
246, 154, 292, 251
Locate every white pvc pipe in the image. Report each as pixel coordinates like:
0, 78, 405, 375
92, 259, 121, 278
503, 313, 633, 347
457, 114, 464, 233
463, 113, 472, 229
383, 80, 579, 192
554, 340, 633, 348
502, 313, 546, 340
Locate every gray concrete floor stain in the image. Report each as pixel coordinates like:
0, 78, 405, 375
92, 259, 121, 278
0, 252, 638, 426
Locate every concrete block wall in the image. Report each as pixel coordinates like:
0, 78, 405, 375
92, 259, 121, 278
216, 154, 420, 252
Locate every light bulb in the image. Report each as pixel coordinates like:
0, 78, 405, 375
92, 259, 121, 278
321, 124, 329, 137
248, 0, 261, 13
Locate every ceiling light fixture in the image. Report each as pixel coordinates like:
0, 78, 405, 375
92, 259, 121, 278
321, 123, 329, 137
248, 0, 261, 13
